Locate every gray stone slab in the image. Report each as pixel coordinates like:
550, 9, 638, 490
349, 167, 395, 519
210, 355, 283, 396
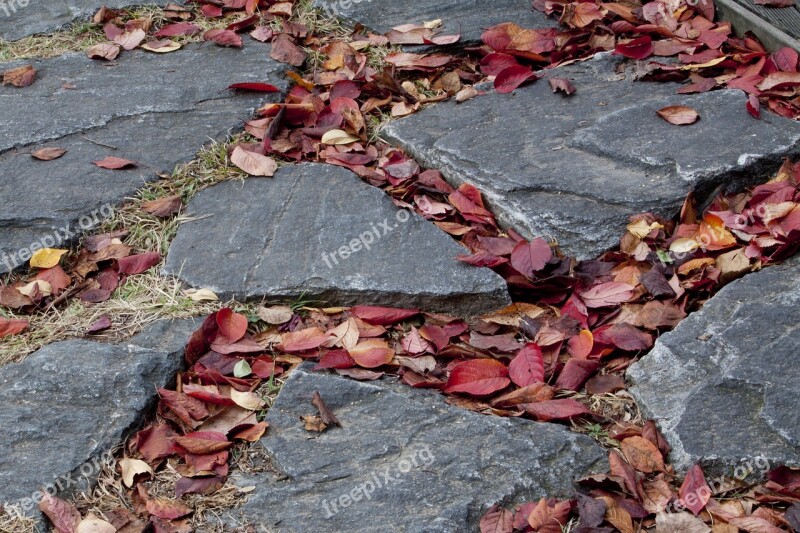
0, 43, 287, 274
0, 0, 170, 42
0, 318, 198, 520
383, 54, 800, 259
628, 259, 800, 476
314, 0, 554, 47
229, 363, 607, 532
164, 163, 510, 316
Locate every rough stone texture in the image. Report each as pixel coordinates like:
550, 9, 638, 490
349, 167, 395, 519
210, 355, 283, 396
0, 0, 169, 41
628, 258, 800, 476
314, 0, 555, 48
164, 163, 510, 316
383, 54, 800, 259
229, 363, 607, 532
0, 43, 286, 274
0, 318, 198, 519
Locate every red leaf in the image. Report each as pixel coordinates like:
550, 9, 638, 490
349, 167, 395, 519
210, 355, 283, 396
679, 464, 711, 515
215, 308, 248, 343
270, 34, 307, 66
510, 238, 552, 277
38, 493, 80, 533
280, 327, 329, 352
0, 317, 29, 338
480, 505, 514, 533
2, 64, 37, 87
350, 305, 419, 325
494, 65, 536, 93
747, 94, 761, 119
228, 82, 281, 92
349, 339, 394, 368
524, 398, 591, 421
555, 359, 599, 391
87, 315, 112, 334
508, 343, 545, 387
93, 156, 137, 169
444, 359, 510, 396
615, 36, 654, 59
480, 52, 520, 76
204, 29, 243, 47
773, 47, 799, 71
118, 252, 161, 275
173, 431, 232, 454
154, 22, 201, 37
201, 4, 223, 17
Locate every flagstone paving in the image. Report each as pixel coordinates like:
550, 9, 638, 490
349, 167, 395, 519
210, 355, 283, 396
0, 318, 197, 525
312, 0, 554, 47
164, 163, 511, 315
228, 362, 607, 532
0, 0, 170, 41
0, 43, 286, 274
383, 54, 800, 258
628, 257, 800, 476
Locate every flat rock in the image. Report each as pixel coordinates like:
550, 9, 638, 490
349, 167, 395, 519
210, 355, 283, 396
383, 54, 800, 259
0, 43, 286, 274
164, 163, 510, 316
628, 259, 800, 476
0, 318, 198, 521
0, 0, 169, 41
314, 0, 554, 47
229, 363, 607, 532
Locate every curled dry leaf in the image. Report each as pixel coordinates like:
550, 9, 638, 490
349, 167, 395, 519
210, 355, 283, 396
657, 105, 700, 125
38, 493, 80, 533
93, 156, 137, 169
183, 288, 218, 302
141, 39, 182, 53
32, 147, 67, 161
231, 146, 278, 177
312, 391, 342, 427
120, 457, 153, 487
86, 43, 121, 60
2, 64, 37, 87
204, 29, 243, 47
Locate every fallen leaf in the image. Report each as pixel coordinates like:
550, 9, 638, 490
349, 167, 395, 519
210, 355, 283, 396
93, 156, 137, 169
120, 458, 153, 488
2, 64, 37, 87
657, 105, 700, 125
118, 252, 161, 275
495, 65, 536, 93
231, 146, 277, 177
32, 147, 67, 161
508, 343, 545, 387
38, 493, 80, 533
204, 29, 243, 47
321, 129, 361, 145
621, 436, 666, 473
444, 359, 510, 396
86, 43, 121, 60
679, 464, 712, 515
349, 338, 394, 368
312, 391, 342, 427
142, 195, 182, 217
30, 248, 68, 269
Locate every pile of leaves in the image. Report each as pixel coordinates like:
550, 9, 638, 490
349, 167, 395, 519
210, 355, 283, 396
0, 232, 163, 337
472, 0, 800, 118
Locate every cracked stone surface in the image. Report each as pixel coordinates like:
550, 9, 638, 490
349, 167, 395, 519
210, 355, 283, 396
313, 0, 555, 47
0, 0, 171, 41
0, 318, 198, 522
0, 43, 286, 274
164, 163, 510, 315
228, 363, 607, 532
628, 258, 800, 476
383, 54, 800, 259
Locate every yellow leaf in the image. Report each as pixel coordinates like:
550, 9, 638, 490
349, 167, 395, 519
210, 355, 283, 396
230, 146, 277, 177
669, 238, 700, 254
30, 248, 67, 268
627, 219, 664, 238
119, 458, 153, 488
679, 56, 727, 70
76, 514, 116, 533
321, 129, 360, 145
183, 288, 219, 302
